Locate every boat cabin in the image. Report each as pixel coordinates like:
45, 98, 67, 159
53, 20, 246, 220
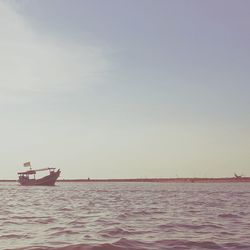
18, 168, 56, 180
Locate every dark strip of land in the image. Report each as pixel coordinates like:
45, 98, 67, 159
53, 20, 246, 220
0, 180, 17, 182
57, 177, 250, 183
1, 178, 250, 183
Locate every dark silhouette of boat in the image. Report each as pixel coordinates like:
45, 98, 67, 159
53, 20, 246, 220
234, 173, 243, 178
18, 167, 61, 186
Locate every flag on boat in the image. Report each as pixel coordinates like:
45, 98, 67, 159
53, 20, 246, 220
23, 162, 31, 167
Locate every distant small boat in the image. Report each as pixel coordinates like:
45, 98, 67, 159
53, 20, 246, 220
234, 173, 243, 178
18, 162, 61, 186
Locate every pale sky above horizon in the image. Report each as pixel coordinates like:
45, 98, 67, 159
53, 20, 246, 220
1, 0, 250, 179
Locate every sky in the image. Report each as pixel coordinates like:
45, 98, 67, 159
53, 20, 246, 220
0, 0, 249, 179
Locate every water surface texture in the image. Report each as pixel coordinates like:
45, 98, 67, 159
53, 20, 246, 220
1, 182, 250, 250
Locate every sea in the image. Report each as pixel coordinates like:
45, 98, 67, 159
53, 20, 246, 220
0, 182, 250, 250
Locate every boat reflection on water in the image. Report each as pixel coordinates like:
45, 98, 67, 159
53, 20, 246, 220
18, 167, 61, 186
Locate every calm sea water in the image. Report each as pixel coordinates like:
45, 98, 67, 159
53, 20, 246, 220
0, 182, 250, 250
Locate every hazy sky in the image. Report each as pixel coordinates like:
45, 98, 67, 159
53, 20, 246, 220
1, 0, 249, 179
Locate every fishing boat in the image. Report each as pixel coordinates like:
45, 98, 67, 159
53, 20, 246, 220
18, 162, 61, 186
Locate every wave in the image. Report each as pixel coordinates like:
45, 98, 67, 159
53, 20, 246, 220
51, 230, 80, 236
158, 223, 222, 230
0, 234, 31, 240
7, 238, 228, 250
218, 213, 240, 218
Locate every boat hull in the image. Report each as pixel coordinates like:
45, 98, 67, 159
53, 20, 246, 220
18, 170, 61, 186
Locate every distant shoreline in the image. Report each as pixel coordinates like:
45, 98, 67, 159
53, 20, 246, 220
1, 177, 250, 183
